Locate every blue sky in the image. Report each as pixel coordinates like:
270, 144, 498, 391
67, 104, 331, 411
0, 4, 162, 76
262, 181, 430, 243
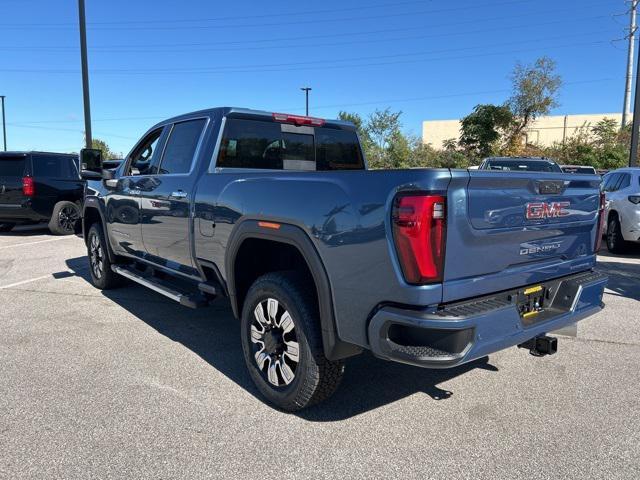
0, 0, 632, 155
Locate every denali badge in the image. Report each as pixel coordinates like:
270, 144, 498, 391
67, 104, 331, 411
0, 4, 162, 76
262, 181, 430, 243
525, 201, 570, 220
520, 241, 562, 255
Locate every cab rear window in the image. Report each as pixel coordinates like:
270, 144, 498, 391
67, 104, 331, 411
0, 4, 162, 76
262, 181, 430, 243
216, 118, 364, 170
0, 158, 26, 177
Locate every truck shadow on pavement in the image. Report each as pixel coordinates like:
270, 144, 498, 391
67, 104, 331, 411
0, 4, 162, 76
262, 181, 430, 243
596, 260, 640, 302
64, 256, 498, 421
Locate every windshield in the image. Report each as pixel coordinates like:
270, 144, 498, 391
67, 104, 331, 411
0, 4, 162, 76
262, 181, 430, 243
485, 159, 562, 173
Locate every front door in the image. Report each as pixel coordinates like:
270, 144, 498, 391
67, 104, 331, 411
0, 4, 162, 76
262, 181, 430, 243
106, 126, 166, 258
139, 118, 208, 271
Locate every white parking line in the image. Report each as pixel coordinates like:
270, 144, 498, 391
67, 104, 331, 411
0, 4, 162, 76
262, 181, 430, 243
0, 236, 77, 250
0, 274, 52, 290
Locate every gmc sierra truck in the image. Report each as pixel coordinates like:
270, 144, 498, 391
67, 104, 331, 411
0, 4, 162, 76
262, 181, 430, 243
81, 107, 608, 411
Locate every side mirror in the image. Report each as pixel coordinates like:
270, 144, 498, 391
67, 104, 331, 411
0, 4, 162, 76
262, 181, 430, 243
80, 148, 103, 173
80, 170, 102, 180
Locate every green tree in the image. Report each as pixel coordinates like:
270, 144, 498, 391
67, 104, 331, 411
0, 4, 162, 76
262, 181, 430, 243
459, 104, 514, 158
91, 138, 120, 160
505, 56, 562, 151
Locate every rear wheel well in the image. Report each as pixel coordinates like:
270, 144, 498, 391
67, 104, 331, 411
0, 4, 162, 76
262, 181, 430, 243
233, 238, 317, 318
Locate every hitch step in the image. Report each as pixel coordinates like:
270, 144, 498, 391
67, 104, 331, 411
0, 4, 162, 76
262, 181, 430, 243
518, 335, 558, 357
112, 265, 211, 308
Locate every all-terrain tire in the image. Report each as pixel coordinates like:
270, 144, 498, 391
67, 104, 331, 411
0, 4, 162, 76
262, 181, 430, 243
87, 223, 124, 290
240, 271, 345, 411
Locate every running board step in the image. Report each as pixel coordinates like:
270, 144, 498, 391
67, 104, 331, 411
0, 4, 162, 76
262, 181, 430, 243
112, 265, 210, 308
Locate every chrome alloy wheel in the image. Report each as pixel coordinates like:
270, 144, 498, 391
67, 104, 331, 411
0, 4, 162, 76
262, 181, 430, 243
250, 298, 300, 387
89, 233, 104, 279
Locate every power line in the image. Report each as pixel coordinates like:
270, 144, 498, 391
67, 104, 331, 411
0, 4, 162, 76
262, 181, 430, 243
0, 0, 565, 30
9, 77, 624, 128
6, 123, 138, 139
0, 34, 616, 76
0, 15, 608, 55
0, 0, 429, 26
0, 4, 606, 51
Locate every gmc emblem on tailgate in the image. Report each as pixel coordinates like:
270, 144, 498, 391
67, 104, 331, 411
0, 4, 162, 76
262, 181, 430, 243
525, 201, 570, 220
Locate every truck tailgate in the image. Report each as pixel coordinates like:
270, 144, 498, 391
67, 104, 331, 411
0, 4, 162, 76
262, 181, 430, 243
442, 170, 602, 303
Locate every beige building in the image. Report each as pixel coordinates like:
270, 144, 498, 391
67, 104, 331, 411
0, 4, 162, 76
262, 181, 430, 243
422, 113, 624, 149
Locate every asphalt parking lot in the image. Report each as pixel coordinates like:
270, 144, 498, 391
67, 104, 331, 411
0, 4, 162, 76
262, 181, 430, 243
1, 226, 639, 479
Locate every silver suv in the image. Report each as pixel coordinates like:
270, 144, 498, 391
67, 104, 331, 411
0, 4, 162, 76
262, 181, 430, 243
602, 168, 640, 253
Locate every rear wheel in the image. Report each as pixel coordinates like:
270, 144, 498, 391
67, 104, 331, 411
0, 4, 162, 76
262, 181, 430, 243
0, 223, 15, 233
606, 216, 628, 254
240, 272, 345, 411
48, 201, 80, 235
87, 223, 124, 290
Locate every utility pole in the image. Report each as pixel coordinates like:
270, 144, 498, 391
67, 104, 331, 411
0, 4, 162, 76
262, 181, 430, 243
300, 87, 312, 116
78, 0, 92, 148
622, 0, 638, 127
630, 30, 640, 167
0, 96, 6, 151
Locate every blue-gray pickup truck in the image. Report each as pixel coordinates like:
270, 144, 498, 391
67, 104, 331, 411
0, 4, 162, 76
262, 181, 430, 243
81, 107, 608, 411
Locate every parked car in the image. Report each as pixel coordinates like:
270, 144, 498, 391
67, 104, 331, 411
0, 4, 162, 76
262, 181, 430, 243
81, 107, 607, 411
561, 165, 598, 175
479, 156, 563, 172
601, 167, 640, 253
0, 151, 83, 234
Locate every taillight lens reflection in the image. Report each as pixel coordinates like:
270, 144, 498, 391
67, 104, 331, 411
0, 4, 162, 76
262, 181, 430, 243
392, 194, 446, 284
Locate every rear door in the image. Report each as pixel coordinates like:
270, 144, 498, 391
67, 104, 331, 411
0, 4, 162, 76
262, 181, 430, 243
0, 154, 28, 207
442, 170, 601, 302
139, 117, 208, 269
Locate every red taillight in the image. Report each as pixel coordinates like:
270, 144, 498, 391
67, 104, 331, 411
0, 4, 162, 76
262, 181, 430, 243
392, 194, 446, 284
272, 112, 325, 127
22, 176, 35, 196
594, 191, 605, 252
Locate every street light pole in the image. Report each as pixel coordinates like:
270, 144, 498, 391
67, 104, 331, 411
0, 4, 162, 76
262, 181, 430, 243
300, 87, 312, 116
78, 0, 92, 148
0, 96, 6, 151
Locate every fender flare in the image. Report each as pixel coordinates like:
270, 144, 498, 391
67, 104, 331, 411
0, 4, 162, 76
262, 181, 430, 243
225, 219, 361, 361
82, 197, 117, 263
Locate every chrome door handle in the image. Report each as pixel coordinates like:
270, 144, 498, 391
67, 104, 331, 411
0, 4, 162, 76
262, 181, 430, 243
169, 190, 187, 199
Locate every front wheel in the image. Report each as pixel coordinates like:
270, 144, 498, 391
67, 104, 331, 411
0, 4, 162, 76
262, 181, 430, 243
240, 272, 345, 411
87, 223, 124, 290
48, 201, 80, 235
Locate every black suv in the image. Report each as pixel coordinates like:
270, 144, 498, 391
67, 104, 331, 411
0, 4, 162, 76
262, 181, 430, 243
0, 151, 83, 234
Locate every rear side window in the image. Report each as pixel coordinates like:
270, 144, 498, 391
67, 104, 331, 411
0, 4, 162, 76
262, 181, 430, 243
603, 173, 621, 192
0, 158, 26, 177
33, 155, 78, 178
618, 173, 631, 190
158, 119, 206, 174
216, 118, 364, 170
